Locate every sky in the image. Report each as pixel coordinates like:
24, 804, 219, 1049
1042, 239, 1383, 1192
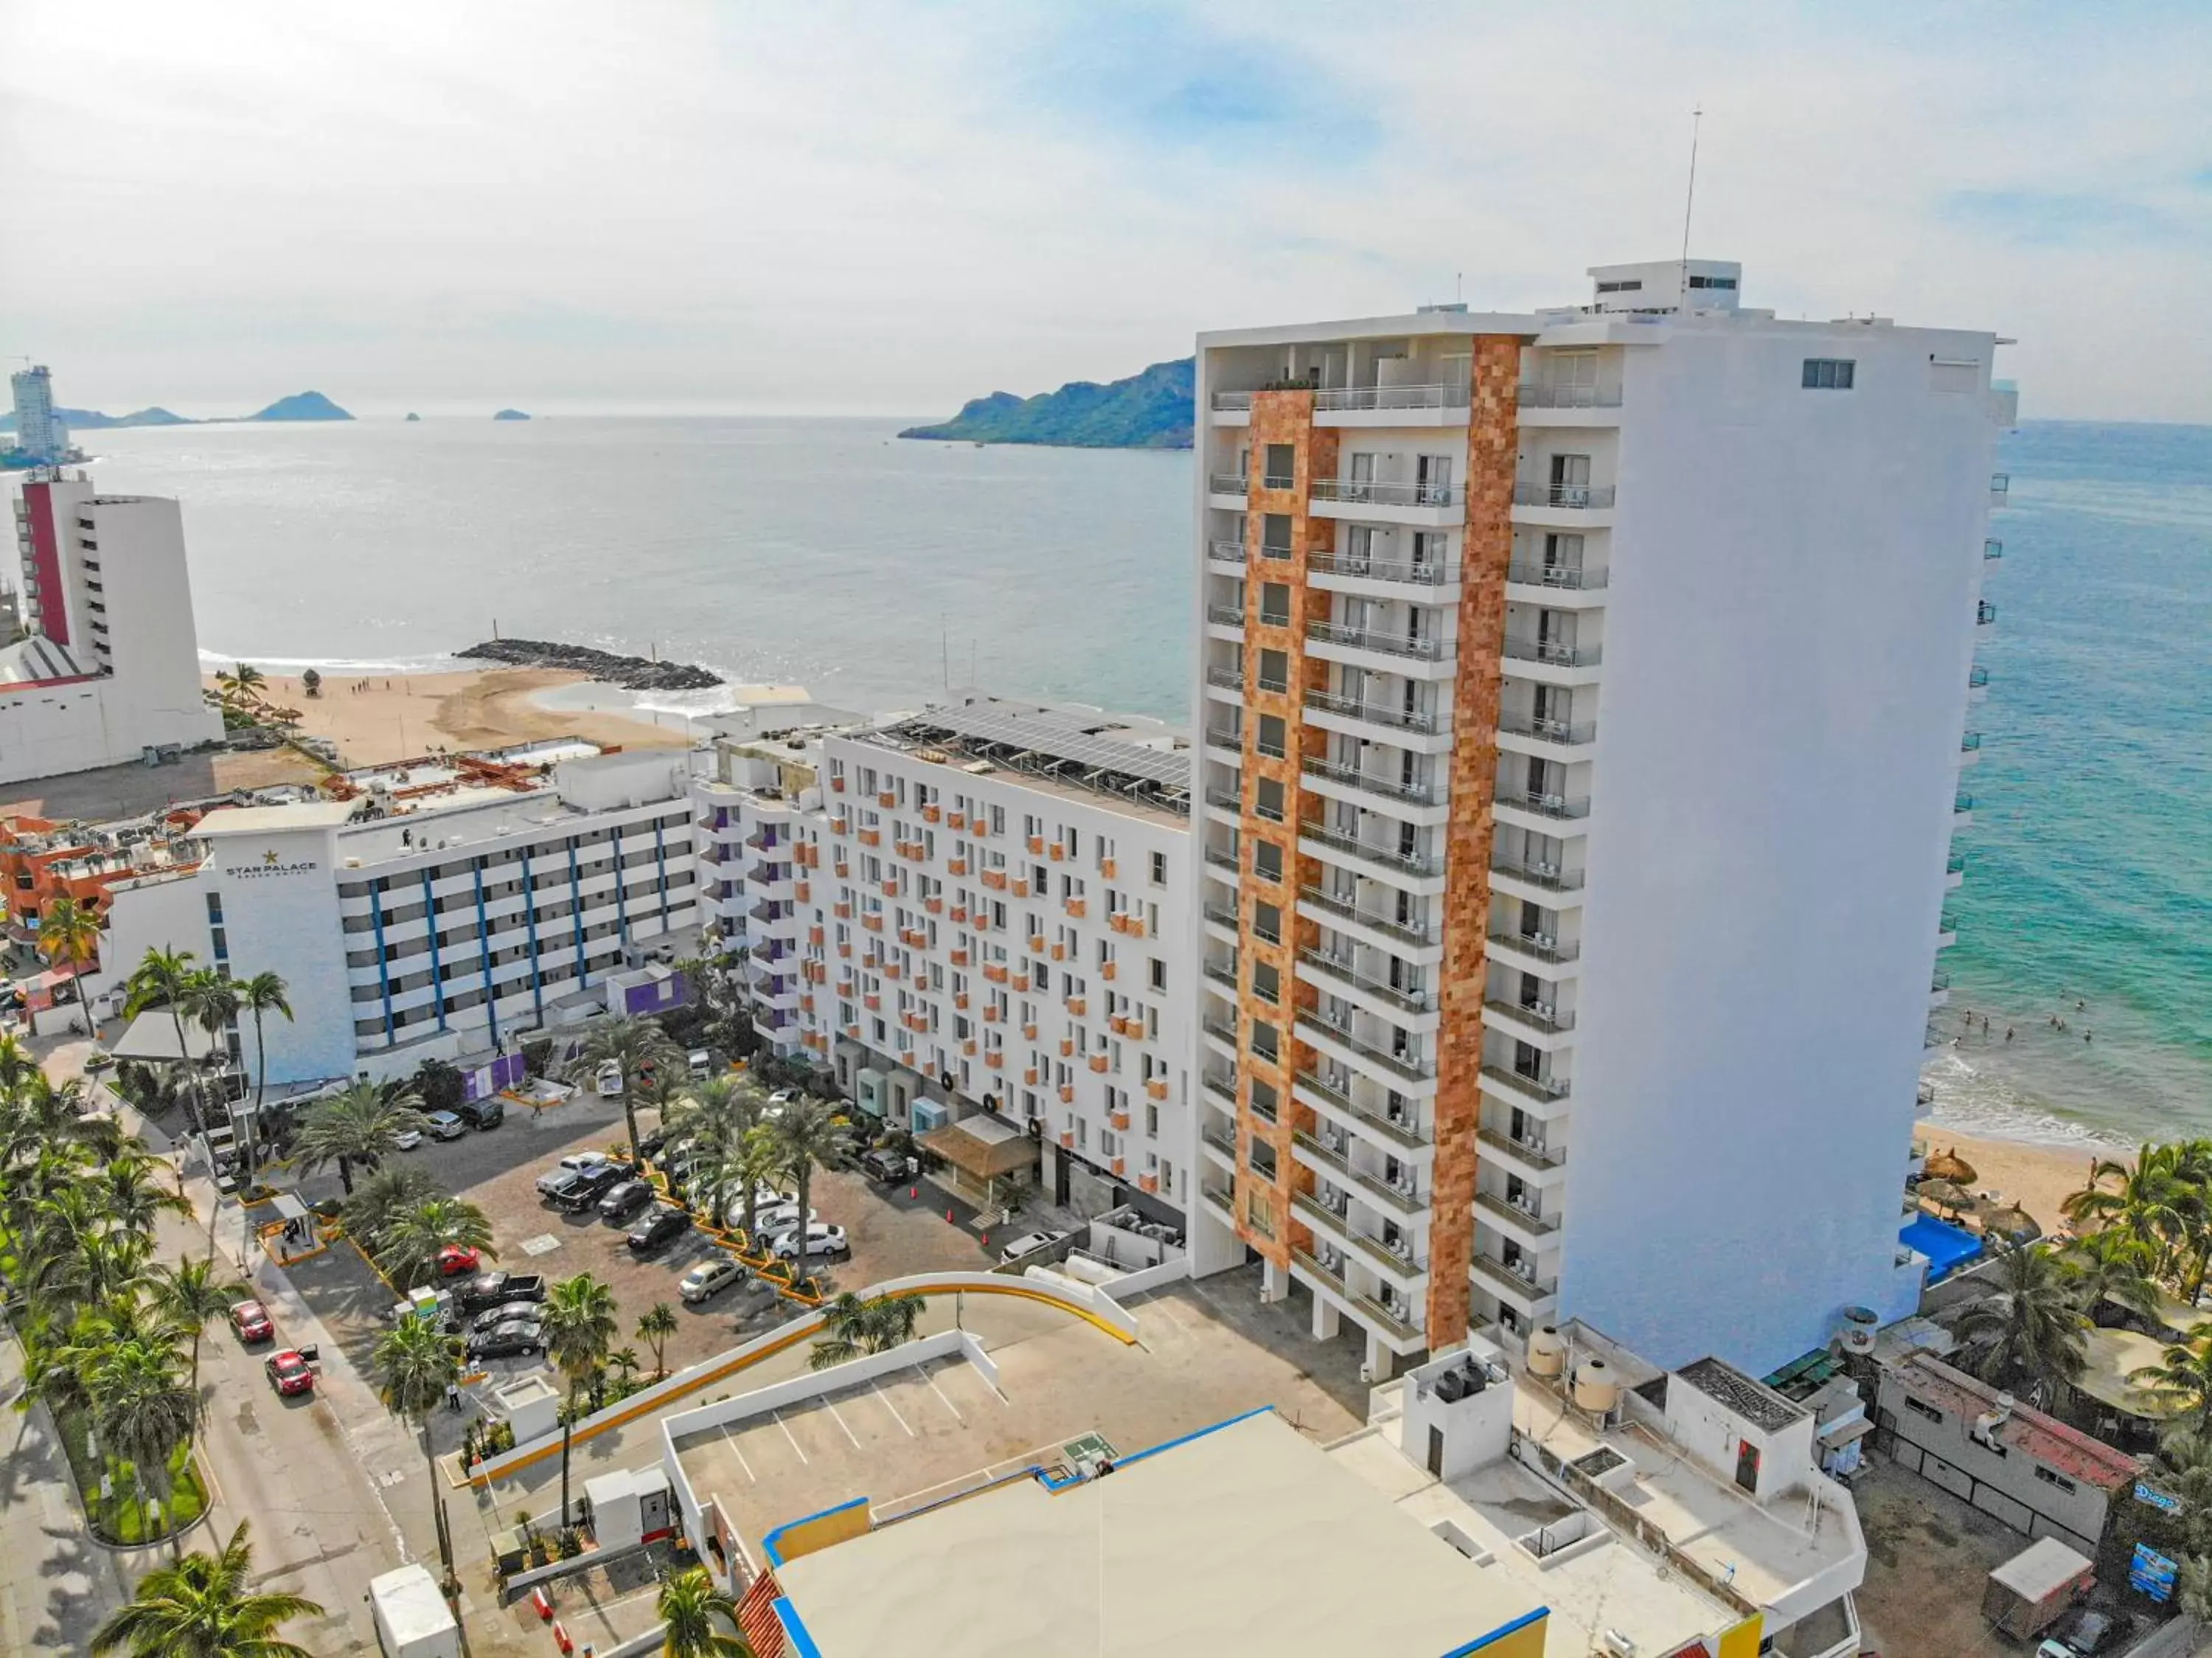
3, 1, 2208, 422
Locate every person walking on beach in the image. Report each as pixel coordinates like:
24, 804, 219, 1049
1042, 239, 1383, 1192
2006, 1025, 2014, 1041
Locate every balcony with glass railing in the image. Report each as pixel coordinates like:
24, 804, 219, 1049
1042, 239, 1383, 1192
1298, 824, 1445, 881
1487, 853, 1585, 895
1207, 603, 1245, 631
1207, 538, 1246, 566
1300, 755, 1441, 809
1206, 665, 1243, 694
1292, 1190, 1427, 1283
1307, 620, 1449, 662
1308, 552, 1461, 587
1470, 1248, 1558, 1303
1295, 1067, 1431, 1150
1317, 383, 1472, 414
1303, 688, 1443, 738
1298, 884, 1441, 950
1497, 710, 1597, 748
1486, 927, 1580, 967
1298, 1010, 1436, 1084
1480, 1062, 1570, 1103
1516, 384, 1623, 411
1500, 635, 1601, 670
1312, 478, 1464, 510
1474, 1187, 1560, 1236
1512, 482, 1617, 510
1291, 1128, 1425, 1220
1477, 1124, 1565, 1169
1208, 473, 1249, 496
1298, 948, 1436, 1016
1484, 996, 1576, 1037
1494, 787, 1591, 822
1504, 561, 1609, 592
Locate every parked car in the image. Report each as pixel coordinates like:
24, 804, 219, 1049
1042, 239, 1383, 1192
679, 1257, 745, 1303
423, 1110, 467, 1142
538, 1152, 615, 1196
860, 1148, 919, 1184
392, 1126, 423, 1152
546, 1165, 625, 1212
594, 1061, 624, 1097
998, 1229, 1070, 1265
636, 1128, 669, 1162
455, 1097, 504, 1130
467, 1319, 544, 1360
628, 1207, 692, 1254
457, 1272, 545, 1311
598, 1179, 654, 1221
2038, 1610, 2117, 1658
264, 1349, 315, 1396
437, 1243, 481, 1276
748, 1202, 817, 1245
687, 1048, 713, 1077
773, 1222, 849, 1262
467, 1300, 544, 1334
229, 1300, 274, 1343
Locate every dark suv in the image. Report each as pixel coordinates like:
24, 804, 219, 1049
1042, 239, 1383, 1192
455, 1097, 504, 1130
546, 1164, 625, 1212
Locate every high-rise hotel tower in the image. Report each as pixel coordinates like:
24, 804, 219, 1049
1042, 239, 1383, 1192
1186, 260, 2013, 1378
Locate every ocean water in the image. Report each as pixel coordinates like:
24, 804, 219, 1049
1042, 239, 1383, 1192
62, 415, 2212, 1150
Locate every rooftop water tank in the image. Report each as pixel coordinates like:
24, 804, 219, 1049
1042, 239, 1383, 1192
1573, 1357, 1619, 1415
1528, 1324, 1565, 1377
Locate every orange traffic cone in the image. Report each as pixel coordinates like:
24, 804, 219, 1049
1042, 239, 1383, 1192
553, 1619, 574, 1653
532, 1586, 553, 1621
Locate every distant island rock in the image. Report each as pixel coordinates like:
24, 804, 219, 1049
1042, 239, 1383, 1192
493, 409, 531, 421
459, 638, 723, 692
248, 391, 352, 422
900, 357, 1194, 449
406, 412, 422, 422
0, 404, 191, 432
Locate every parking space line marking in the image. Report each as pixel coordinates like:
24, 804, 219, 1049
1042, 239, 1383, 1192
871, 1380, 916, 1437
772, 1408, 809, 1464
919, 1361, 964, 1423
717, 1423, 755, 1482
824, 1397, 863, 1449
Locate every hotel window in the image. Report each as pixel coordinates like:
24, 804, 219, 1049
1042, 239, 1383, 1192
1257, 649, 1288, 694
1148, 957, 1166, 993
1260, 513, 1293, 560
1262, 445, 1295, 488
1801, 358, 1855, 390
1251, 961, 1280, 1005
1254, 777, 1284, 822
1150, 850, 1167, 885
1259, 583, 1291, 628
1251, 901, 1281, 946
1256, 715, 1286, 760
1251, 841, 1283, 884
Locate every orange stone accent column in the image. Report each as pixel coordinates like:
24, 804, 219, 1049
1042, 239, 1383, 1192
1228, 387, 1340, 1272
1424, 334, 1523, 1347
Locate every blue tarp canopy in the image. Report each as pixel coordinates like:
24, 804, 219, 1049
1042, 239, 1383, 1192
1901, 1213, 1985, 1282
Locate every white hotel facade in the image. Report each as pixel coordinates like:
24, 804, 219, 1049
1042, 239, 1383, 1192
1189, 260, 2012, 1378
693, 696, 1195, 1223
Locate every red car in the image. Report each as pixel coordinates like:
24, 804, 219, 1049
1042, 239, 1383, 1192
437, 1244, 481, 1277
229, 1300, 274, 1343
264, 1350, 314, 1396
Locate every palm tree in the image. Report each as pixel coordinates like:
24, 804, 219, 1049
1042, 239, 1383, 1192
608, 1346, 641, 1389
336, 1164, 440, 1258
145, 1255, 247, 1462
38, 893, 103, 1034
372, 1195, 496, 1290
293, 1081, 428, 1196
373, 1314, 465, 1578
636, 1302, 678, 1380
766, 1096, 843, 1283
2065, 1142, 2197, 1272
1950, 1242, 2091, 1406
566, 1015, 681, 1165
541, 1271, 619, 1529
86, 1334, 197, 1555
2135, 1336, 2212, 1435
124, 947, 202, 1131
91, 1150, 193, 1238
2063, 1229, 2161, 1324
235, 973, 292, 1187
808, 1291, 924, 1370
90, 1519, 321, 1657
655, 1564, 754, 1657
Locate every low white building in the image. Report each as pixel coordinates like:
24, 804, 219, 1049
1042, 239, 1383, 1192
1, 474, 223, 783
695, 693, 1195, 1226
99, 740, 700, 1086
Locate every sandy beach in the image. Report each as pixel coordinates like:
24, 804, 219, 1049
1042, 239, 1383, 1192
209, 668, 698, 768
1918, 1127, 2114, 1237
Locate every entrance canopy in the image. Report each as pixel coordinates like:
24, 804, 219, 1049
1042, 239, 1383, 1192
110, 1010, 222, 1065
922, 1114, 1036, 1182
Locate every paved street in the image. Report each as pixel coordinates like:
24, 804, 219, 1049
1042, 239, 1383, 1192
0, 1331, 136, 1657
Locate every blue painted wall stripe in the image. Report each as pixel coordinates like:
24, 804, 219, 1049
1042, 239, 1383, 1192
369, 885, 395, 1043
520, 846, 546, 1021
568, 841, 588, 986
761, 1494, 871, 1567
473, 863, 499, 1046
420, 869, 448, 1033
771, 1597, 825, 1658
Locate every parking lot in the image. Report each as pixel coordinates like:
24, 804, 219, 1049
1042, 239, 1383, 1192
282, 1090, 1009, 1384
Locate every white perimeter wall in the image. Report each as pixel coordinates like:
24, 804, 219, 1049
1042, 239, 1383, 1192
1559, 318, 1999, 1374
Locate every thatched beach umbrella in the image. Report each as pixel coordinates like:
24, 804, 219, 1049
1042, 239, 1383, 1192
1919, 1177, 1972, 1215
1924, 1148, 1979, 1184
1980, 1202, 2041, 1241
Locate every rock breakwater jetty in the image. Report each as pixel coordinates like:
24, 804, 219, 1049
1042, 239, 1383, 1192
459, 638, 723, 691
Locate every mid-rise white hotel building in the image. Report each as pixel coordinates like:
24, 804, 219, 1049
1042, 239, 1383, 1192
694, 695, 1194, 1223
1189, 260, 2012, 1378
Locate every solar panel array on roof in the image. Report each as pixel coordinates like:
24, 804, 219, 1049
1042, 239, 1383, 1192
887, 704, 1192, 791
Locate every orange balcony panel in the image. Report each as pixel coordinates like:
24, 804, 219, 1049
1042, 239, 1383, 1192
1101, 858, 1117, 880
1066, 996, 1087, 1016
861, 914, 884, 932
1147, 1078, 1169, 1101
835, 862, 852, 880
984, 964, 1009, 985
950, 905, 969, 923
833, 902, 853, 920
846, 1023, 863, 1038
1050, 943, 1067, 961
981, 869, 1006, 890
1110, 1157, 1126, 1176
922, 804, 942, 824
950, 948, 970, 967
947, 811, 966, 830
1028, 936, 1046, 954
800, 994, 815, 1013
1011, 879, 1030, 898
881, 880, 900, 898
795, 881, 810, 903
832, 776, 846, 792
1109, 1109, 1131, 1131
1060, 1038, 1075, 1058
900, 1050, 918, 1067
1060, 1126, 1075, 1144
1089, 1054, 1110, 1074
883, 962, 902, 980
924, 897, 943, 915
831, 818, 850, 836
809, 926, 826, 946
1023, 1066, 1040, 1086
877, 791, 897, 808
1139, 1173, 1159, 1195
1028, 835, 1046, 855
1100, 960, 1118, 981
1065, 898, 1088, 919
953, 991, 970, 1009
983, 1005, 1001, 1023
863, 993, 882, 1011
1022, 1023, 1038, 1040
1049, 844, 1065, 862
857, 829, 881, 847
836, 943, 852, 960
1123, 918, 1148, 939
984, 1051, 1005, 1070
1011, 975, 1029, 993
962, 1039, 978, 1057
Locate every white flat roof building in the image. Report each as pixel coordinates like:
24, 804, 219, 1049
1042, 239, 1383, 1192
1192, 260, 2012, 1376
695, 691, 1195, 1227
2, 474, 223, 783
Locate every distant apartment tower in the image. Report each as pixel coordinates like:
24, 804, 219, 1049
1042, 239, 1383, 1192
695, 695, 1195, 1226
1188, 260, 2014, 1378
3, 474, 223, 781
10, 365, 69, 462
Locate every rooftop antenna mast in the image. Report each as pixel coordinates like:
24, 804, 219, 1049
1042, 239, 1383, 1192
1679, 103, 1703, 302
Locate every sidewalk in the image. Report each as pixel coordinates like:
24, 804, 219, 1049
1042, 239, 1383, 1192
0, 1324, 133, 1656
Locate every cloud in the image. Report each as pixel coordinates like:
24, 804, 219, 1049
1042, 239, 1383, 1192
1, 0, 2209, 420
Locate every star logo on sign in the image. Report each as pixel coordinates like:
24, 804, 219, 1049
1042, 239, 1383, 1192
263, 850, 281, 866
